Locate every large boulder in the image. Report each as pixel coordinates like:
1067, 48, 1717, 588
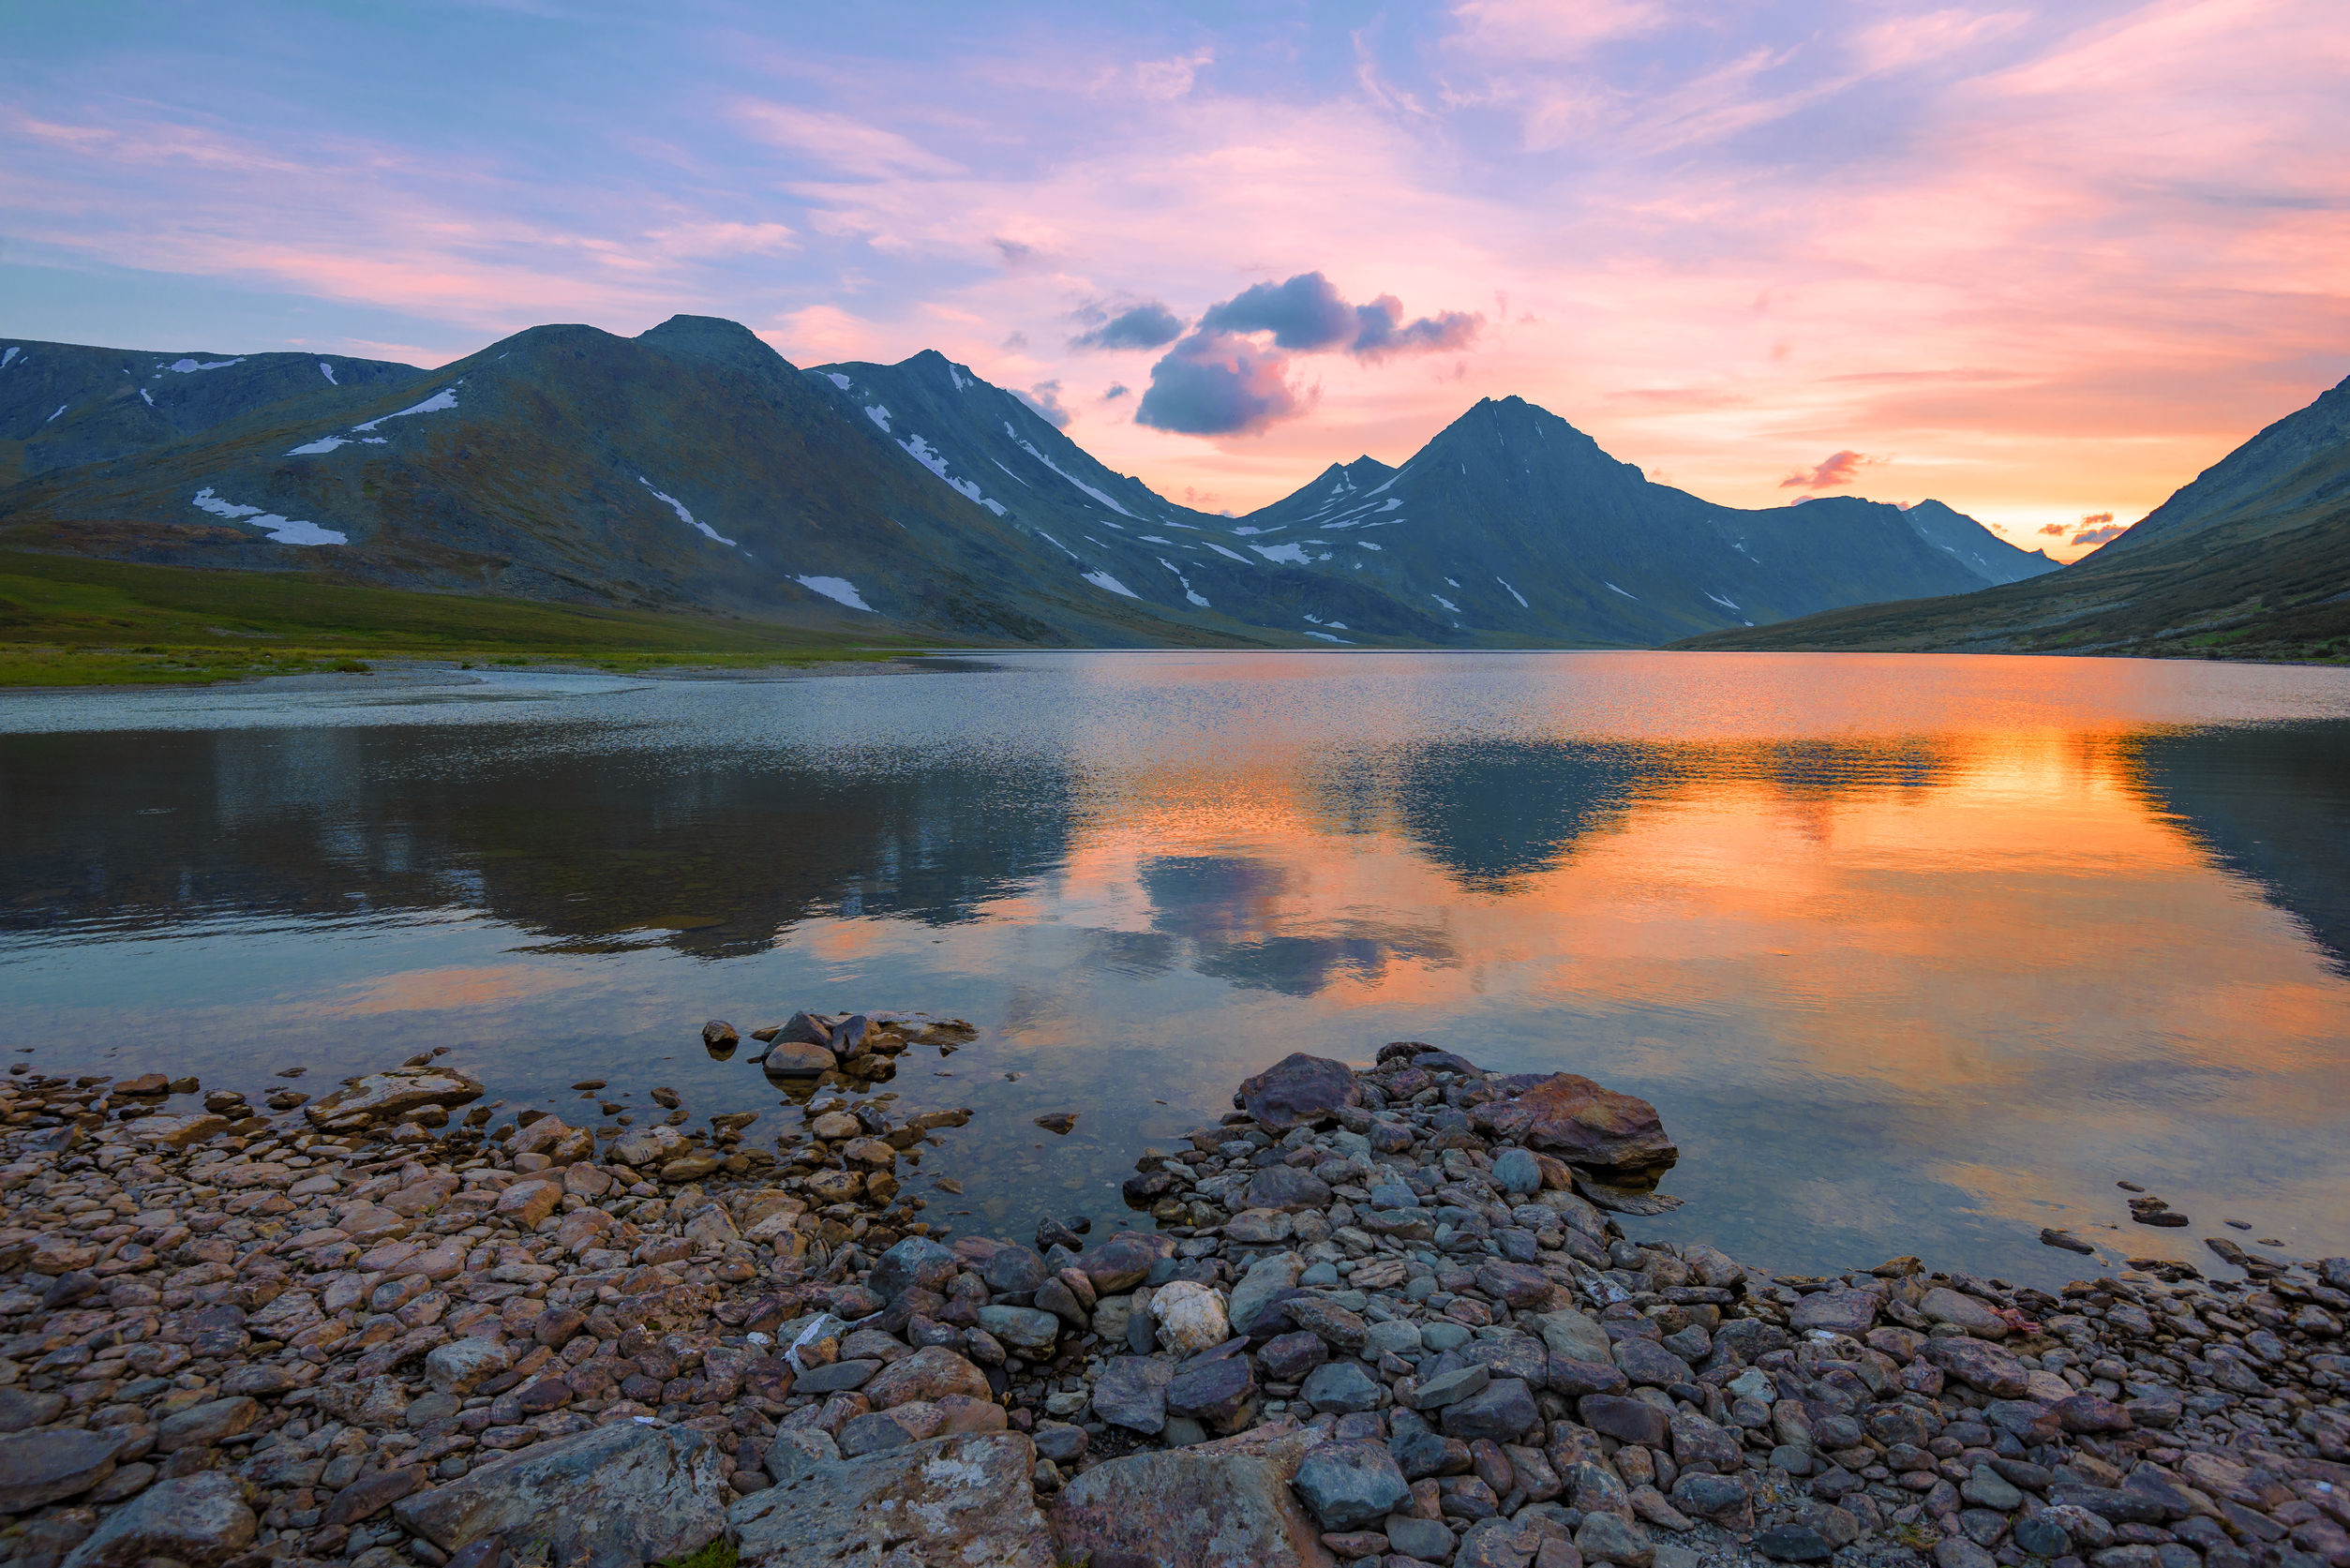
305, 1065, 484, 1132
730, 1431, 1054, 1567
0, 1427, 121, 1513
1235, 1054, 1364, 1131
1472, 1075, 1676, 1186
393, 1422, 727, 1568
61, 1472, 255, 1568
1051, 1423, 1337, 1567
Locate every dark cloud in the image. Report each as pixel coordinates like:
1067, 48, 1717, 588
1136, 271, 1483, 436
1780, 450, 1877, 489
1013, 380, 1070, 428
1133, 331, 1300, 436
1103, 382, 1130, 401
1200, 272, 1360, 350
1070, 302, 1185, 351
1352, 294, 1481, 359
2071, 520, 2128, 547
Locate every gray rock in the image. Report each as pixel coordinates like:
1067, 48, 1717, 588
1576, 1509, 1656, 1567
1093, 1355, 1175, 1434
424, 1337, 512, 1396
1920, 1287, 2010, 1338
1051, 1425, 1331, 1567
1490, 1148, 1543, 1196
1754, 1523, 1834, 1562
1365, 1318, 1425, 1359
1293, 1439, 1413, 1531
1961, 1464, 2025, 1512
763, 1427, 841, 1486
794, 1359, 881, 1394
0, 1427, 123, 1514
975, 1304, 1061, 1351
1933, 1540, 1998, 1568
1032, 1422, 1089, 1463
61, 1472, 255, 1568
1301, 1360, 1384, 1414
1788, 1289, 1879, 1337
868, 1236, 960, 1298
1668, 1472, 1752, 1529
305, 1065, 484, 1131
732, 1431, 1054, 1567
1228, 1252, 1304, 1332
1167, 1352, 1259, 1432
981, 1245, 1051, 1294
155, 1396, 259, 1453
1246, 1165, 1335, 1213
1579, 1395, 1670, 1448
1387, 1514, 1460, 1562
1440, 1378, 1541, 1441
1533, 1307, 1613, 1365
395, 1421, 728, 1568
1613, 1338, 1695, 1389
1414, 1365, 1491, 1410
835, 1411, 916, 1458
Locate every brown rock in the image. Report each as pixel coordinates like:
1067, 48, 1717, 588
0, 1427, 122, 1513
1236, 1053, 1366, 1132
494, 1181, 562, 1228
1051, 1423, 1337, 1567
1472, 1075, 1677, 1185
861, 1346, 992, 1410
58, 1471, 255, 1568
320, 1465, 423, 1527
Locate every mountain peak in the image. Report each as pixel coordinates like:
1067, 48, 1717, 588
636, 315, 790, 374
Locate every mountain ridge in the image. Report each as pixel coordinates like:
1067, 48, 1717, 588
4, 312, 2058, 650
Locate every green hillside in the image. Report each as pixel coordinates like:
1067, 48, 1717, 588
0, 549, 923, 686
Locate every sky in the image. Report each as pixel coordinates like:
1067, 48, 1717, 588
4, 1, 2345, 560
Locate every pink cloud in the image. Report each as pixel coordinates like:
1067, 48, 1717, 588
1780, 450, 1879, 489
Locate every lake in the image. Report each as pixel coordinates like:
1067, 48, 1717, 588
5, 649, 2348, 1289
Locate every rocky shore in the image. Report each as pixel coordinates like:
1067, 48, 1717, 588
3, 1025, 2346, 1568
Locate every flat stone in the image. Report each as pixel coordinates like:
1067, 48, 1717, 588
156, 1396, 260, 1453
1962, 1464, 2025, 1511
1094, 1355, 1175, 1434
1754, 1523, 1834, 1562
1669, 1472, 1753, 1529
794, 1359, 882, 1394
1579, 1395, 1670, 1448
732, 1431, 1055, 1567
395, 1422, 729, 1568
1440, 1378, 1541, 1442
1414, 1365, 1491, 1410
1920, 1287, 2010, 1338
1248, 1165, 1335, 1212
1230, 1253, 1306, 1332
0, 1427, 123, 1513
760, 1040, 836, 1077
1547, 1354, 1628, 1397
976, 1305, 1061, 1351
425, 1337, 512, 1396
1576, 1509, 1656, 1567
60, 1472, 255, 1568
1301, 1360, 1384, 1414
1262, 1330, 1332, 1382
1788, 1289, 1879, 1337
305, 1066, 485, 1131
1288, 1295, 1370, 1354
1474, 1260, 1555, 1309
1236, 1053, 1366, 1131
1923, 1336, 2030, 1397
1387, 1514, 1460, 1562
861, 1346, 990, 1410
1052, 1424, 1334, 1567
1167, 1352, 1260, 1432
320, 1465, 423, 1528
1294, 1439, 1414, 1531
1533, 1307, 1613, 1364
1614, 1338, 1695, 1388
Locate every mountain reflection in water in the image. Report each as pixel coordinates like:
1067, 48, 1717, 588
3, 651, 2347, 1285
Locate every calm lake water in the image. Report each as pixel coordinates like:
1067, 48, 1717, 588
6, 650, 2349, 1288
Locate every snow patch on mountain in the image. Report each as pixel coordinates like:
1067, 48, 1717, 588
638, 478, 739, 546
191, 486, 346, 546
795, 575, 874, 612
1010, 426, 1134, 516
1252, 543, 1310, 565
0, 348, 18, 369
288, 436, 351, 455
352, 386, 457, 431
1203, 541, 1252, 564
162, 358, 244, 373
899, 431, 1007, 515
319, 362, 337, 384
1431, 593, 1459, 612
1083, 570, 1139, 599
1497, 577, 1528, 607
1606, 582, 1638, 600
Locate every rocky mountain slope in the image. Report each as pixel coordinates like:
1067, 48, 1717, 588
2, 315, 2054, 648
0, 336, 418, 485
1675, 373, 2350, 661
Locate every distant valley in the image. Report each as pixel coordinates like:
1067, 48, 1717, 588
0, 315, 2056, 650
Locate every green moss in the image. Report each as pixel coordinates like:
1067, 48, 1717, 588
657, 1540, 738, 1568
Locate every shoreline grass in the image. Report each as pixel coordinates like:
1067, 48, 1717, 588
0, 549, 938, 688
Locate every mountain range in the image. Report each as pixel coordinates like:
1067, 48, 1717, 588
1678, 373, 2350, 660
3, 314, 2064, 649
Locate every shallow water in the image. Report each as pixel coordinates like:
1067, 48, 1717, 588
6, 650, 2349, 1287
